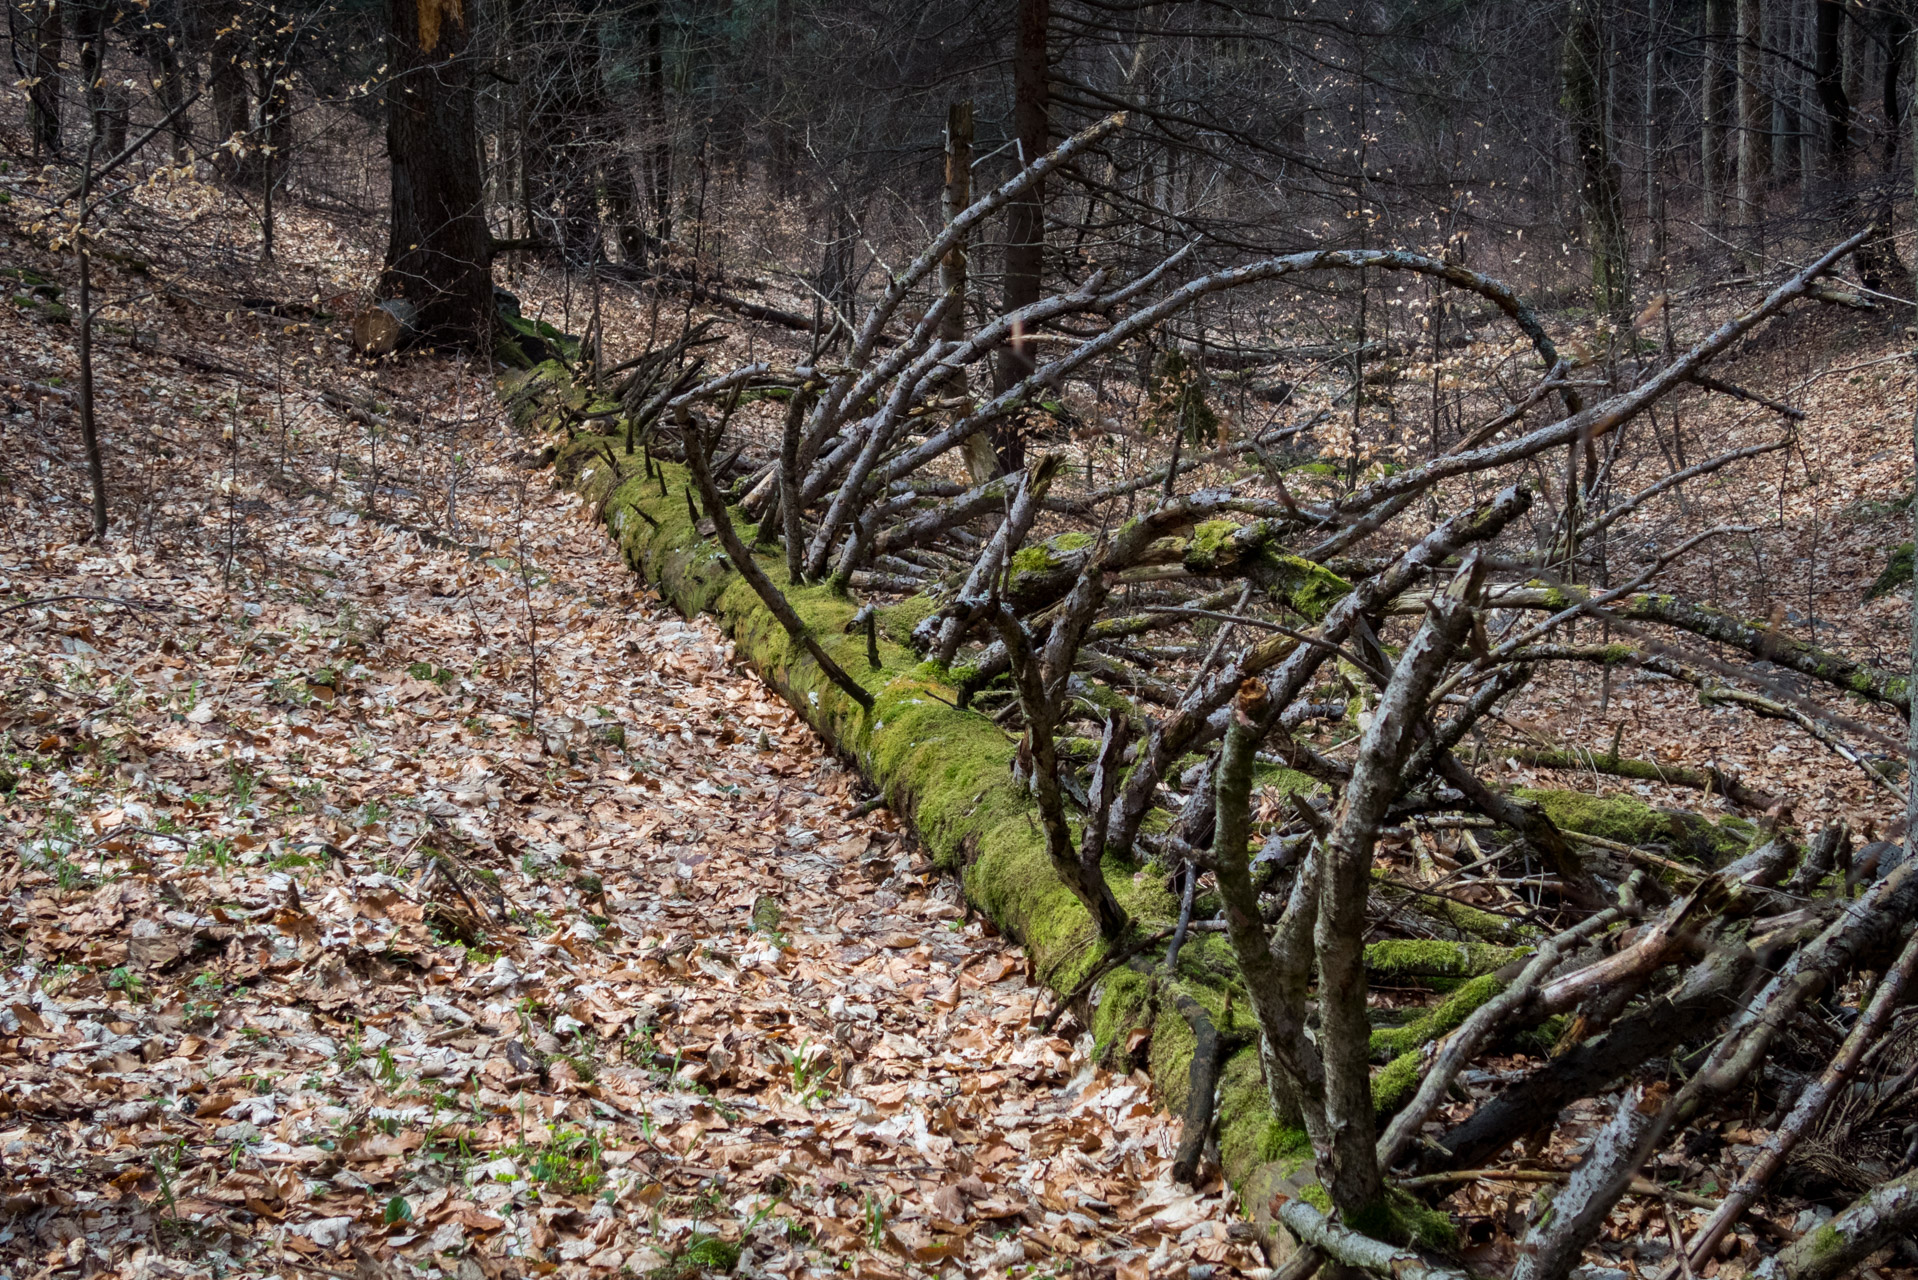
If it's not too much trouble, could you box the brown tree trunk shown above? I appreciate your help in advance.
[1884,6,1910,166]
[1702,0,1729,229]
[1814,0,1849,167]
[1736,0,1764,251]
[137,0,193,163]
[378,0,493,344]
[208,0,252,176]
[1564,0,1629,323]
[74,0,110,147]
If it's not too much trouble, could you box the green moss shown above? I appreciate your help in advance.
[682,1234,741,1270]
[1347,1189,1460,1253]
[875,594,940,647]
[1371,1050,1424,1113]
[1809,1222,1844,1257]
[1091,966,1154,1063]
[1297,1182,1334,1213]
[1365,939,1525,983]
[1216,1048,1309,1173]
[1009,530,1095,576]
[1268,556,1352,622]
[1251,761,1320,801]
[1147,1003,1200,1115]
[1191,520,1239,562]
[1370,973,1503,1059]
[1867,542,1912,600]
[1519,1014,1570,1054]
[1518,788,1752,865]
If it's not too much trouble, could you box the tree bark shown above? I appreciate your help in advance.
[1563,0,1629,321]
[208,0,252,176]
[137,0,192,163]
[1703,0,1730,229]
[1814,0,1849,167]
[73,0,111,147]
[19,0,62,155]
[378,0,493,345]
[1315,595,1470,1217]
[645,0,671,244]
[1736,0,1764,251]
[943,101,1000,486]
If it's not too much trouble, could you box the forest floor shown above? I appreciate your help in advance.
[0,184,1253,1280]
[3,162,1917,1280]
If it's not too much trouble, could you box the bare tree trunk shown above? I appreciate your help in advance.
[75,138,107,542]
[1768,0,1793,181]
[1796,0,1817,196]
[74,0,110,146]
[1645,0,1666,262]
[1736,0,1764,254]
[994,0,1050,470]
[1814,0,1849,169]
[646,0,671,244]
[1564,0,1630,323]
[378,0,493,343]
[943,101,999,486]
[1317,596,1471,1217]
[138,0,192,163]
[18,0,63,155]
[1884,6,1910,167]
[208,0,252,176]
[1703,0,1729,230]
[766,0,797,195]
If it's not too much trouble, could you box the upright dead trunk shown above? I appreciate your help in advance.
[994,0,1050,469]
[944,101,1000,485]
[18,0,62,155]
[378,0,493,344]
[1564,0,1629,322]
[1736,0,1764,249]
[1702,0,1729,229]
[766,0,797,195]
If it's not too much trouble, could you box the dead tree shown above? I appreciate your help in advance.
[602,119,1896,1271]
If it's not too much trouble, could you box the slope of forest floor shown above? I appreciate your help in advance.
[0,189,1252,1279]
[4,162,1918,1280]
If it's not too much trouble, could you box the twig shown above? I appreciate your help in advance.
[1163,860,1199,973]
[683,413,874,711]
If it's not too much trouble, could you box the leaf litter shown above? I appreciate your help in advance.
[0,194,1253,1280]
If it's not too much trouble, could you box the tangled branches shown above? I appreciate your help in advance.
[576,122,1916,1278]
